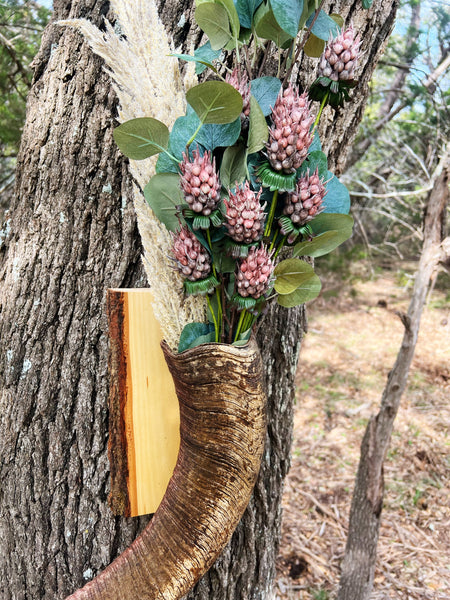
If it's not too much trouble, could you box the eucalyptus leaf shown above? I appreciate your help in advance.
[274,258,316,295]
[155,108,201,174]
[306,9,340,41]
[330,13,344,28]
[194,42,222,74]
[215,0,240,37]
[292,213,353,258]
[195,118,241,150]
[324,171,350,214]
[362,0,374,8]
[303,33,325,58]
[113,117,169,160]
[253,2,292,47]
[195,3,232,50]
[170,50,219,75]
[143,173,184,232]
[270,0,304,38]
[276,273,322,307]
[298,150,328,179]
[250,76,281,116]
[309,129,322,153]
[247,96,268,154]
[178,322,214,353]
[235,0,264,28]
[186,81,243,125]
[220,144,248,189]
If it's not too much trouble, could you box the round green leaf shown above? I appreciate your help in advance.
[178,322,214,353]
[303,33,325,58]
[250,77,282,116]
[274,258,316,295]
[235,0,264,28]
[270,0,304,38]
[143,173,184,232]
[292,214,354,258]
[276,273,322,307]
[215,0,240,38]
[195,3,232,50]
[306,9,340,41]
[195,118,241,150]
[186,81,243,125]
[253,2,292,47]
[330,13,344,28]
[247,96,268,154]
[323,172,350,214]
[113,117,169,160]
[220,144,248,189]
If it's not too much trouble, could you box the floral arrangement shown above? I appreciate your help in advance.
[113,1,361,352]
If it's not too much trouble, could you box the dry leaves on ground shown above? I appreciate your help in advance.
[275,266,449,600]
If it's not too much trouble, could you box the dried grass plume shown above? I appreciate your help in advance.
[58,0,206,348]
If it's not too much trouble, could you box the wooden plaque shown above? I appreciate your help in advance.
[107,289,180,517]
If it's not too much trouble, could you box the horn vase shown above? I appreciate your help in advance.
[66,337,267,600]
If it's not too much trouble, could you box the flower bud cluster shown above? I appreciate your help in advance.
[226,68,251,120]
[172,226,211,281]
[224,182,266,244]
[281,168,327,229]
[180,149,221,215]
[236,246,274,299]
[319,25,361,82]
[266,85,314,174]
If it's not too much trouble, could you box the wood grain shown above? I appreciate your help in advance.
[107,289,180,517]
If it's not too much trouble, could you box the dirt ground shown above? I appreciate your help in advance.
[275,263,450,600]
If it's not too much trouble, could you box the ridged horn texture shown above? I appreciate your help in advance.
[66,338,267,600]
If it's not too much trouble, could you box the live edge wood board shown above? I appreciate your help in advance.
[107,288,180,517]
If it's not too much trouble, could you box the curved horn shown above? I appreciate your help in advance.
[66,337,266,600]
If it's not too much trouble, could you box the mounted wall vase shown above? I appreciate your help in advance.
[65,288,267,600]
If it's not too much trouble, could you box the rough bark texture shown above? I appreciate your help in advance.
[0,1,397,599]
[337,153,449,600]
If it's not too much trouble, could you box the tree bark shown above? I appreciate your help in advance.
[337,148,449,600]
[0,1,397,599]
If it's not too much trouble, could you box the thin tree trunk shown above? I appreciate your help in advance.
[0,1,397,599]
[337,147,449,600]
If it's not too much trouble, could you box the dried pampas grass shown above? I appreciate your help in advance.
[59,0,206,348]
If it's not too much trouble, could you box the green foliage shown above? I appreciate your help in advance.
[305,9,340,41]
[247,96,268,153]
[186,81,243,124]
[113,117,170,159]
[115,0,355,348]
[270,0,305,38]
[220,144,248,188]
[250,76,282,116]
[144,173,184,232]
[293,214,354,258]
[0,1,51,158]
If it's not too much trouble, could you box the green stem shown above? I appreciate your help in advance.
[206,228,222,341]
[274,235,288,260]
[207,295,219,343]
[264,189,279,238]
[186,120,204,149]
[234,309,247,342]
[312,91,329,133]
[269,229,279,252]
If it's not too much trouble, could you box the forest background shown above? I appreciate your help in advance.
[0,0,449,599]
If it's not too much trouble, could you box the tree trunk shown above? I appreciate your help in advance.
[0,1,397,599]
[337,149,449,600]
